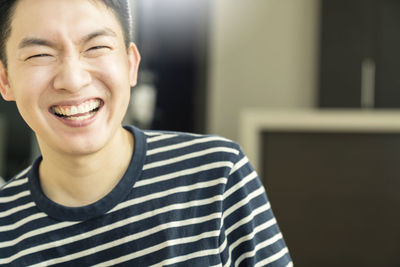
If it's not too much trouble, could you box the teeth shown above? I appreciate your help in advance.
[71,106,78,115]
[78,105,85,114]
[65,111,96,121]
[53,99,101,117]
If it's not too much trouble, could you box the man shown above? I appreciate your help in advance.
[0,0,292,266]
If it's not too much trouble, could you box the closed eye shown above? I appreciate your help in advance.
[87,46,110,51]
[25,54,52,61]
[84,45,112,58]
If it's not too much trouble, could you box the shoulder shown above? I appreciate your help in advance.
[0,166,31,190]
[142,129,243,163]
[139,129,248,182]
[0,167,32,223]
[0,166,31,197]
[143,129,241,152]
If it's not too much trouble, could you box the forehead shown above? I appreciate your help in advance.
[9,0,122,43]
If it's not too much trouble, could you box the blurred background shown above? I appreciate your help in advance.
[1,0,400,266]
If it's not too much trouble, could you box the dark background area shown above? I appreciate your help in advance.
[262,131,400,267]
[319,0,400,108]
[135,0,210,133]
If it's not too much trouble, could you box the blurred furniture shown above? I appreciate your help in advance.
[240,109,400,267]
[319,0,400,108]
[135,0,210,133]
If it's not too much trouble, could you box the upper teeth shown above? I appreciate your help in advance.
[53,99,101,116]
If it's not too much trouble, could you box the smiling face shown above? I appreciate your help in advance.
[0,0,140,156]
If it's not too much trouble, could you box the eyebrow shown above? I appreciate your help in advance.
[18,38,55,49]
[18,28,118,49]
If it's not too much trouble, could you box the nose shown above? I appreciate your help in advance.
[53,57,91,92]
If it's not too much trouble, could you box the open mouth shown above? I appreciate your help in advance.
[51,99,103,121]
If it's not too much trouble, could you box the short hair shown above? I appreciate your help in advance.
[0,0,133,68]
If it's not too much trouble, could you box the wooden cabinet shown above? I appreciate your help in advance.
[319,0,400,108]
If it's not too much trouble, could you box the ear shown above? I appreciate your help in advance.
[127,42,141,87]
[0,61,15,101]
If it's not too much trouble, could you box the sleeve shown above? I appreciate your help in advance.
[218,146,293,267]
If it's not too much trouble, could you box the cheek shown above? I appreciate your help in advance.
[10,69,53,117]
[95,56,132,99]
[11,67,53,96]
[97,52,131,82]
[26,67,54,87]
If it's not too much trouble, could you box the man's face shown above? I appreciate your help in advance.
[0,0,140,156]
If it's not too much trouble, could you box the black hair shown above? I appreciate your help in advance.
[0,0,133,68]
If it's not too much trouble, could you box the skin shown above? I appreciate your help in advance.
[0,0,141,206]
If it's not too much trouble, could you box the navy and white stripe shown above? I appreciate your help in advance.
[0,126,292,266]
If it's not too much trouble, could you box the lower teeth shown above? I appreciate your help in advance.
[64,111,96,121]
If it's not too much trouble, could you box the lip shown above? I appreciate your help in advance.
[49,98,104,128]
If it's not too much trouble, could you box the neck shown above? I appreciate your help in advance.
[37,127,134,207]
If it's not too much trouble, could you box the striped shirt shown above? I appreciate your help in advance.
[0,126,292,266]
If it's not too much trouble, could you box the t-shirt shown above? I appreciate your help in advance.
[0,126,292,266]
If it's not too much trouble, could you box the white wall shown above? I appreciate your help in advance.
[207,0,320,141]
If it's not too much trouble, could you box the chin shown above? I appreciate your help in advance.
[55,134,109,156]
